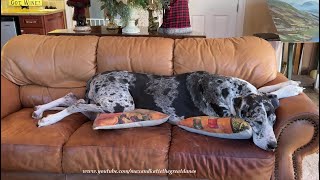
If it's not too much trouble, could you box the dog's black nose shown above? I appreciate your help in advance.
[267,141,277,151]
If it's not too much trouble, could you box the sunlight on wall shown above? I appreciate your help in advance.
[243,0,277,36]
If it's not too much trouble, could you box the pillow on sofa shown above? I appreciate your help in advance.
[93,109,169,130]
[178,116,252,139]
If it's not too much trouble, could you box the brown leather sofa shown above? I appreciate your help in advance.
[1,35,319,180]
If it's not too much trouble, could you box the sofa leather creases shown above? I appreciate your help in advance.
[19,85,86,108]
[168,126,274,179]
[1,108,88,173]
[97,37,174,76]
[1,76,21,119]
[275,118,318,180]
[173,36,277,88]
[62,122,172,175]
[1,35,99,88]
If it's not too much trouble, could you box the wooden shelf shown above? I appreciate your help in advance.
[48,26,206,39]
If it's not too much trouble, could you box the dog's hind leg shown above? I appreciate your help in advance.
[37,107,97,121]
[258,80,301,93]
[32,93,78,119]
[37,100,105,127]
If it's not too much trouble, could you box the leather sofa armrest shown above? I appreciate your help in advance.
[1,75,22,119]
[262,73,319,180]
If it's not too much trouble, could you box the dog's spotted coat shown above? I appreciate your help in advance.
[85,71,136,112]
[33,70,304,151]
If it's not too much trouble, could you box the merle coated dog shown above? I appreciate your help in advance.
[32,71,304,151]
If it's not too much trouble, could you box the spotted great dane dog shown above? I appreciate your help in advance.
[32,71,304,151]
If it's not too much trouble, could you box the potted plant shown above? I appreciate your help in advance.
[99,0,170,33]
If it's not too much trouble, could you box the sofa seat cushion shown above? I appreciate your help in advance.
[62,121,172,175]
[169,126,275,180]
[1,108,88,173]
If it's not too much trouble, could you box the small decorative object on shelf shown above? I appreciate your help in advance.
[122,6,141,34]
[158,0,192,34]
[67,0,91,32]
[99,0,166,33]
[147,0,159,32]
[99,0,146,33]
[106,12,119,29]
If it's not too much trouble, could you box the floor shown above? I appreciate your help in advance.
[304,87,319,107]
[302,87,319,180]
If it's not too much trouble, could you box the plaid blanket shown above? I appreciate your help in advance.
[159,0,192,34]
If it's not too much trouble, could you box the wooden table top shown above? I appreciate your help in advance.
[48,26,206,39]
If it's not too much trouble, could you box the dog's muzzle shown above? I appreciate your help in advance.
[267,141,277,151]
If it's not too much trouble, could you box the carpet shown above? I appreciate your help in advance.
[303,152,319,180]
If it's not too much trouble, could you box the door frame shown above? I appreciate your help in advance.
[236,0,246,37]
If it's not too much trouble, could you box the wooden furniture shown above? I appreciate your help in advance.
[19,12,65,35]
[48,26,206,39]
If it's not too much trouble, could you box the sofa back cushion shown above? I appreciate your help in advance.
[1,35,277,107]
[19,85,86,108]
[1,34,99,88]
[97,37,174,75]
[1,35,99,107]
[173,36,277,87]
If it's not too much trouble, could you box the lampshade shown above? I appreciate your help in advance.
[267,0,319,43]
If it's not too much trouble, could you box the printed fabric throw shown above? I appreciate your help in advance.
[178,116,253,139]
[93,109,169,130]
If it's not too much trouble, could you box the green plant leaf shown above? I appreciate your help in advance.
[98,0,171,25]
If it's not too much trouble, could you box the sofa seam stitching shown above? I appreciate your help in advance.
[274,118,319,180]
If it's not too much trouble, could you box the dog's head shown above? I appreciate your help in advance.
[233,93,279,151]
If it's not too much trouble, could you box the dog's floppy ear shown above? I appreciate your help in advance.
[268,94,280,109]
[233,96,248,117]
[233,96,242,109]
[198,81,204,95]
[197,77,208,96]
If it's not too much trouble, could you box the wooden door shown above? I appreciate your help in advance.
[189,0,241,38]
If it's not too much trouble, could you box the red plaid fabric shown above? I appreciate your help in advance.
[160,0,191,28]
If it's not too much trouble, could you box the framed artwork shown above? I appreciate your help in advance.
[267,0,319,42]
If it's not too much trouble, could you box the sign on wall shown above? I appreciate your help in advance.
[9,0,43,6]
[267,0,319,42]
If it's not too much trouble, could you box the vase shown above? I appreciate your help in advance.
[122,7,140,34]
[106,15,119,30]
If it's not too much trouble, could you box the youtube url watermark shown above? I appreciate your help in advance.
[82,169,196,175]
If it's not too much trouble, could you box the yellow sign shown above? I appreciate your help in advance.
[9,0,43,6]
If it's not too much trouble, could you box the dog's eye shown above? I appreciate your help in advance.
[256,121,262,125]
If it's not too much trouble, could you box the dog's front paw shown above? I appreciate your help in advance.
[37,114,56,127]
[32,106,43,119]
